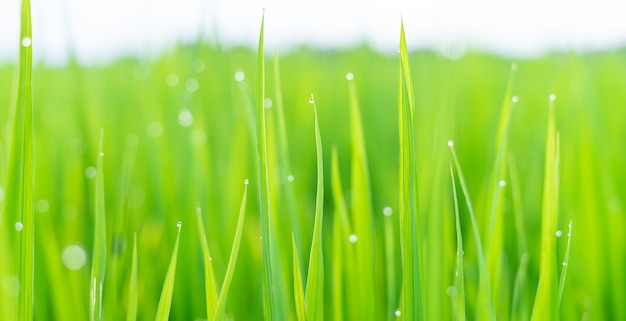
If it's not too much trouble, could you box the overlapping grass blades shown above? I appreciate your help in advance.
[154,223,182,321]
[449,165,466,321]
[530,96,559,321]
[304,95,324,321]
[214,181,248,320]
[90,131,107,321]
[398,19,424,321]
[126,234,138,321]
[196,209,218,320]
[292,233,306,321]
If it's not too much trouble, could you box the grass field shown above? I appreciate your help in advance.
[2,6,626,321]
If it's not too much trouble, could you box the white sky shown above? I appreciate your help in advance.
[0,0,625,64]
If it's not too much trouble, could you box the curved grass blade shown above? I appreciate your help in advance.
[214,180,248,320]
[196,208,218,320]
[558,220,572,307]
[126,234,138,321]
[90,130,107,321]
[449,164,466,321]
[304,95,324,321]
[449,141,496,321]
[155,222,182,321]
[530,95,559,321]
[292,233,306,321]
[254,11,277,320]
[398,19,424,321]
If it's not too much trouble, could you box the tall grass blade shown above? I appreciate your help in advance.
[304,95,324,321]
[509,154,530,321]
[214,180,248,320]
[154,222,182,321]
[90,130,107,321]
[196,208,218,320]
[292,233,306,321]
[398,19,424,321]
[530,95,559,321]
[558,221,572,307]
[449,141,496,321]
[449,164,466,321]
[126,234,138,321]
[347,72,377,319]
[254,11,277,320]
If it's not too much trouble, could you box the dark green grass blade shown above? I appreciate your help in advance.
[90,131,107,321]
[254,11,277,321]
[196,208,218,320]
[530,95,559,321]
[214,181,248,320]
[155,223,182,321]
[449,141,496,321]
[126,234,138,321]
[398,19,424,321]
[304,95,324,321]
[292,233,306,321]
[450,164,466,321]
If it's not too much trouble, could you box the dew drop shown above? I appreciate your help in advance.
[395,309,401,317]
[562,262,567,266]
[244,179,249,185]
[196,207,202,213]
[550,94,556,101]
[61,245,87,270]
[21,37,32,47]
[555,230,563,237]
[346,72,354,80]
[447,140,454,147]
[383,207,393,217]
[287,175,295,182]
[234,70,245,82]
[512,96,519,103]
[349,234,358,243]
[99,152,104,157]
[35,199,50,213]
[14,222,23,231]
[447,286,458,297]
[308,96,315,104]
[177,221,182,228]
[209,257,213,261]
[264,98,273,108]
[85,167,97,179]
[499,180,507,187]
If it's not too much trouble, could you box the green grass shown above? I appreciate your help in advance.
[4,7,626,321]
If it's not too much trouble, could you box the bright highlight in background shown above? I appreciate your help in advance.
[1,0,626,64]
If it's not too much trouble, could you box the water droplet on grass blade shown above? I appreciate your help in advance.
[36,199,50,213]
[447,140,454,147]
[349,234,358,243]
[234,70,245,82]
[383,207,393,216]
[446,286,458,297]
[264,98,273,108]
[512,96,519,103]
[21,37,32,47]
[178,109,193,127]
[499,180,507,187]
[556,230,563,237]
[395,310,401,317]
[15,222,23,231]
[287,175,295,182]
[346,72,354,80]
[244,179,249,185]
[563,262,567,266]
[177,221,182,228]
[85,167,97,179]
[308,96,315,104]
[61,245,87,270]
[550,94,556,101]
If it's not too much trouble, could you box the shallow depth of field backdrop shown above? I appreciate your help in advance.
[1,0,626,320]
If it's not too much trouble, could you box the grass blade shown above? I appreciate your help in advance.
[126,234,138,321]
[398,19,424,321]
[449,164,466,321]
[304,95,324,321]
[530,95,559,321]
[449,141,496,321]
[196,208,218,320]
[214,180,248,320]
[254,11,277,320]
[90,131,107,321]
[558,220,572,307]
[292,233,306,321]
[155,222,182,321]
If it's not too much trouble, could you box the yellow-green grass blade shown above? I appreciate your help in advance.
[449,141,496,321]
[254,11,277,320]
[304,95,324,321]
[530,95,559,321]
[196,208,218,320]
[398,19,424,321]
[126,234,138,321]
[558,220,572,307]
[292,233,306,321]
[449,164,466,321]
[347,72,377,319]
[155,222,182,321]
[90,131,107,321]
[214,180,248,320]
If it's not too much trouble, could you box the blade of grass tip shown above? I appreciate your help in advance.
[305,94,324,321]
[347,72,377,319]
[449,164,466,321]
[196,208,218,320]
[254,10,277,321]
[126,234,138,321]
[90,130,107,321]
[530,95,559,321]
[448,140,496,321]
[558,220,572,307]
[155,222,182,321]
[398,18,424,321]
[292,233,306,321]
[214,180,248,321]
